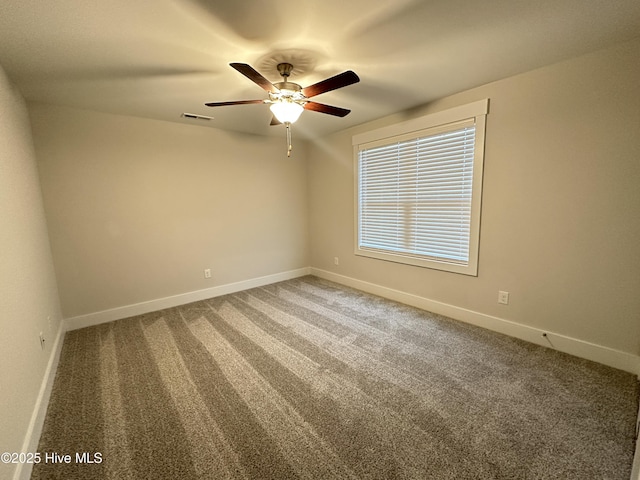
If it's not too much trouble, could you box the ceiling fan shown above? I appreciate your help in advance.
[205,62,360,156]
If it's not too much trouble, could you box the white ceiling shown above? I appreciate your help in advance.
[1,0,639,139]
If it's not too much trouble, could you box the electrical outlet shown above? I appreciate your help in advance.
[498,291,510,305]
[204,268,211,279]
[39,332,46,350]
[334,257,339,266]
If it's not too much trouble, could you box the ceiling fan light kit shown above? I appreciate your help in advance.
[205,62,359,157]
[269,100,304,124]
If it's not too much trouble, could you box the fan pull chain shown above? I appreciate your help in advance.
[286,122,293,157]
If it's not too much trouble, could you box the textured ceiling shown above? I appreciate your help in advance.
[1,0,639,138]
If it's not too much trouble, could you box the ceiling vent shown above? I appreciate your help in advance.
[181,113,213,121]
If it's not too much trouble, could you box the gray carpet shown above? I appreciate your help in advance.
[32,275,638,479]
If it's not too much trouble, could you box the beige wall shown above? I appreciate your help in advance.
[31,104,309,319]
[0,66,62,479]
[308,38,640,356]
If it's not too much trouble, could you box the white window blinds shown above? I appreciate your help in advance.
[358,121,476,266]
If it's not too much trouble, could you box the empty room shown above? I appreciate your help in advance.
[1,1,639,479]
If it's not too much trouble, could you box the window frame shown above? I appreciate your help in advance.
[353,99,489,276]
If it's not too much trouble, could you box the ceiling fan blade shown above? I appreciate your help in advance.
[304,101,351,117]
[205,99,265,107]
[270,115,282,126]
[230,63,279,93]
[302,71,360,98]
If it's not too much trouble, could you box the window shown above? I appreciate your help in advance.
[353,100,488,276]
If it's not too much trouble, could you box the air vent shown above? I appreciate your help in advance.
[181,113,213,121]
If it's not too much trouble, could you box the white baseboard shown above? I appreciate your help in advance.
[64,267,311,331]
[310,268,640,376]
[13,321,65,480]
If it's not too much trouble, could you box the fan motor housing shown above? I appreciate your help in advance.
[274,81,302,92]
